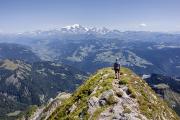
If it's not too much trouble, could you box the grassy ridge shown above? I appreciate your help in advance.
[48,67,179,120]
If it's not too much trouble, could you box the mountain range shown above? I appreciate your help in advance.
[0,25,180,119]
[0,59,87,120]
[1,25,180,76]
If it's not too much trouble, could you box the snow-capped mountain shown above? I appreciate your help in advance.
[61,24,89,34]
[3,24,180,41]
[1,24,180,40]
[14,24,115,36]
[59,24,113,35]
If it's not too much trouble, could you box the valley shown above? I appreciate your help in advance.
[0,25,180,119]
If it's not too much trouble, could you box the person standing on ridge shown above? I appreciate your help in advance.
[114,58,120,79]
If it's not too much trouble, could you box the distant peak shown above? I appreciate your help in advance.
[61,24,89,33]
[61,24,113,34]
[63,24,84,29]
[71,24,81,28]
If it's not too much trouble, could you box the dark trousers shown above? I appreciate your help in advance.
[114,69,120,79]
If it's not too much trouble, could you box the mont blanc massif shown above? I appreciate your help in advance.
[0,24,180,120]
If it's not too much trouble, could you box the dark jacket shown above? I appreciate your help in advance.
[114,62,120,70]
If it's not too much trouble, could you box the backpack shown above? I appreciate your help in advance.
[114,62,120,69]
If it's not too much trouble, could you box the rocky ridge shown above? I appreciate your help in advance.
[23,67,179,120]
[18,92,71,120]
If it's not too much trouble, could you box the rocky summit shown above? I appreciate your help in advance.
[21,68,179,120]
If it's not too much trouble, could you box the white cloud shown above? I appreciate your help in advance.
[139,23,147,27]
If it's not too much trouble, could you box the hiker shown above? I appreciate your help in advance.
[114,58,120,79]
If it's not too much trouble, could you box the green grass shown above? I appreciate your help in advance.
[106,94,117,105]
[48,68,114,120]
[123,106,131,114]
[91,105,109,120]
[120,67,179,120]
[19,105,38,119]
[47,67,179,120]
[119,78,128,85]
[127,86,137,98]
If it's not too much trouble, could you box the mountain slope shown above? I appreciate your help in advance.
[25,68,179,120]
[45,39,180,76]
[1,28,180,76]
[144,74,180,116]
[1,27,180,76]
[0,59,87,120]
[0,43,40,62]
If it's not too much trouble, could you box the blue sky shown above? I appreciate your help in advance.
[0,0,180,33]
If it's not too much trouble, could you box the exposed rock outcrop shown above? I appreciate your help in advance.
[46,67,179,120]
[18,92,71,120]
